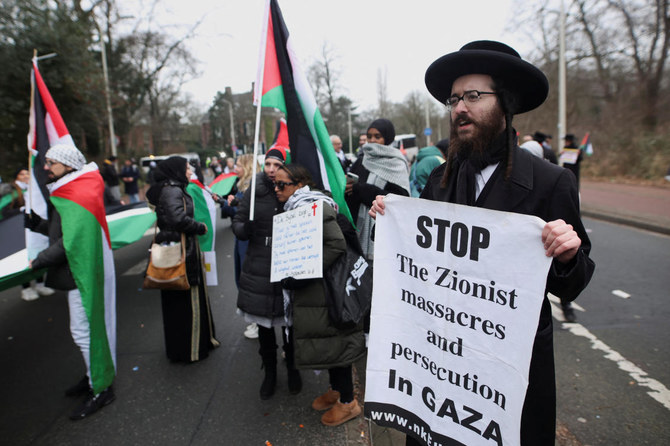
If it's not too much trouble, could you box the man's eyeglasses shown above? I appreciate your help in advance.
[445,90,496,107]
[273,180,296,190]
[45,160,61,167]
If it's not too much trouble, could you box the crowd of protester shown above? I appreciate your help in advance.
[2,41,596,446]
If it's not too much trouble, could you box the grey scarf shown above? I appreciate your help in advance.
[361,143,410,192]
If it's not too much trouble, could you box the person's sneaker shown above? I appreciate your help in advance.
[312,389,340,411]
[21,287,39,301]
[244,323,259,339]
[321,399,361,426]
[69,386,115,420]
[65,376,90,397]
[34,283,55,296]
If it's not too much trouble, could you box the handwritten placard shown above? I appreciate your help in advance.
[270,200,323,282]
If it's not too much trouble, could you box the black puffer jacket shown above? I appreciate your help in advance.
[232,172,283,318]
[31,206,76,291]
[152,181,207,285]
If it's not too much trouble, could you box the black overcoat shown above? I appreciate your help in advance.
[421,146,595,445]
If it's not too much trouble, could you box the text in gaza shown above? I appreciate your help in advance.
[387,366,505,444]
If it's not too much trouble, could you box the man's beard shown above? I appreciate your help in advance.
[449,107,505,167]
[46,170,68,184]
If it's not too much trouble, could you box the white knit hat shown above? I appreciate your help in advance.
[45,144,86,170]
[520,141,544,159]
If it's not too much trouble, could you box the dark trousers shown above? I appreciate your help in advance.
[328,365,353,403]
[257,325,294,365]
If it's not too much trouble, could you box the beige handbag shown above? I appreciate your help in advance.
[143,232,190,290]
[143,198,190,290]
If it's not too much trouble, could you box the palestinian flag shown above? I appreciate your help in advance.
[28,58,75,220]
[255,0,352,222]
[209,172,238,196]
[0,205,155,292]
[48,163,116,394]
[26,58,75,259]
[106,205,157,250]
[580,132,593,156]
[187,179,218,286]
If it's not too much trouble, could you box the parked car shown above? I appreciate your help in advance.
[391,134,418,164]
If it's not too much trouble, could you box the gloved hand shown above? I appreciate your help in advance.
[24,211,42,230]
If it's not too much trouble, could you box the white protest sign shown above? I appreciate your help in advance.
[270,200,323,283]
[365,195,552,446]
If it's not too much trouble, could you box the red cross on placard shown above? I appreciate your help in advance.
[312,202,318,216]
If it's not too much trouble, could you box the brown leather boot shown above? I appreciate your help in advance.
[311,389,340,411]
[321,399,361,426]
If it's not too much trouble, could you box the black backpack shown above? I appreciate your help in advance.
[322,214,373,328]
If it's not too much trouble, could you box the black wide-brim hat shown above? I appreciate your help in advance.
[425,40,549,114]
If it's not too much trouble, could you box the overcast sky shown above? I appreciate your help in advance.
[121,0,528,111]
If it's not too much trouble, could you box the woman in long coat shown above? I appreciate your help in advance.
[276,163,366,427]
[146,156,219,363]
[232,147,301,399]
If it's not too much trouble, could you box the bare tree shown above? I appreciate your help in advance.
[517,0,669,130]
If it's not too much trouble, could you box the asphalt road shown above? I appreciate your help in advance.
[553,217,670,445]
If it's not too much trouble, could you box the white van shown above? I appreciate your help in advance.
[139,153,201,174]
[392,134,419,164]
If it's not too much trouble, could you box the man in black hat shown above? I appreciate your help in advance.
[560,133,583,189]
[371,41,595,445]
[534,131,558,164]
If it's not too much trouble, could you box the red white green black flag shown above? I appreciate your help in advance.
[255,0,352,222]
[48,163,116,394]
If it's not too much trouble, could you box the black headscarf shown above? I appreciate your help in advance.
[146,156,189,205]
[367,119,395,146]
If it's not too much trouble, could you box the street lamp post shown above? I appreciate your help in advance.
[221,98,236,152]
[96,26,117,157]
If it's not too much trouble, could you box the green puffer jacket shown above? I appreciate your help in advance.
[292,204,366,369]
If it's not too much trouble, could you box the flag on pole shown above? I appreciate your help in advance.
[28,58,75,219]
[27,58,75,259]
[580,132,593,156]
[187,179,218,286]
[48,163,116,394]
[255,0,352,222]
[209,172,238,196]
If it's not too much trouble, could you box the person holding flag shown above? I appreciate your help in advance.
[28,144,116,420]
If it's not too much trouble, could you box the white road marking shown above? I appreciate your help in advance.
[549,292,670,410]
[122,259,149,276]
[564,323,670,411]
[612,289,631,299]
[548,293,585,312]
